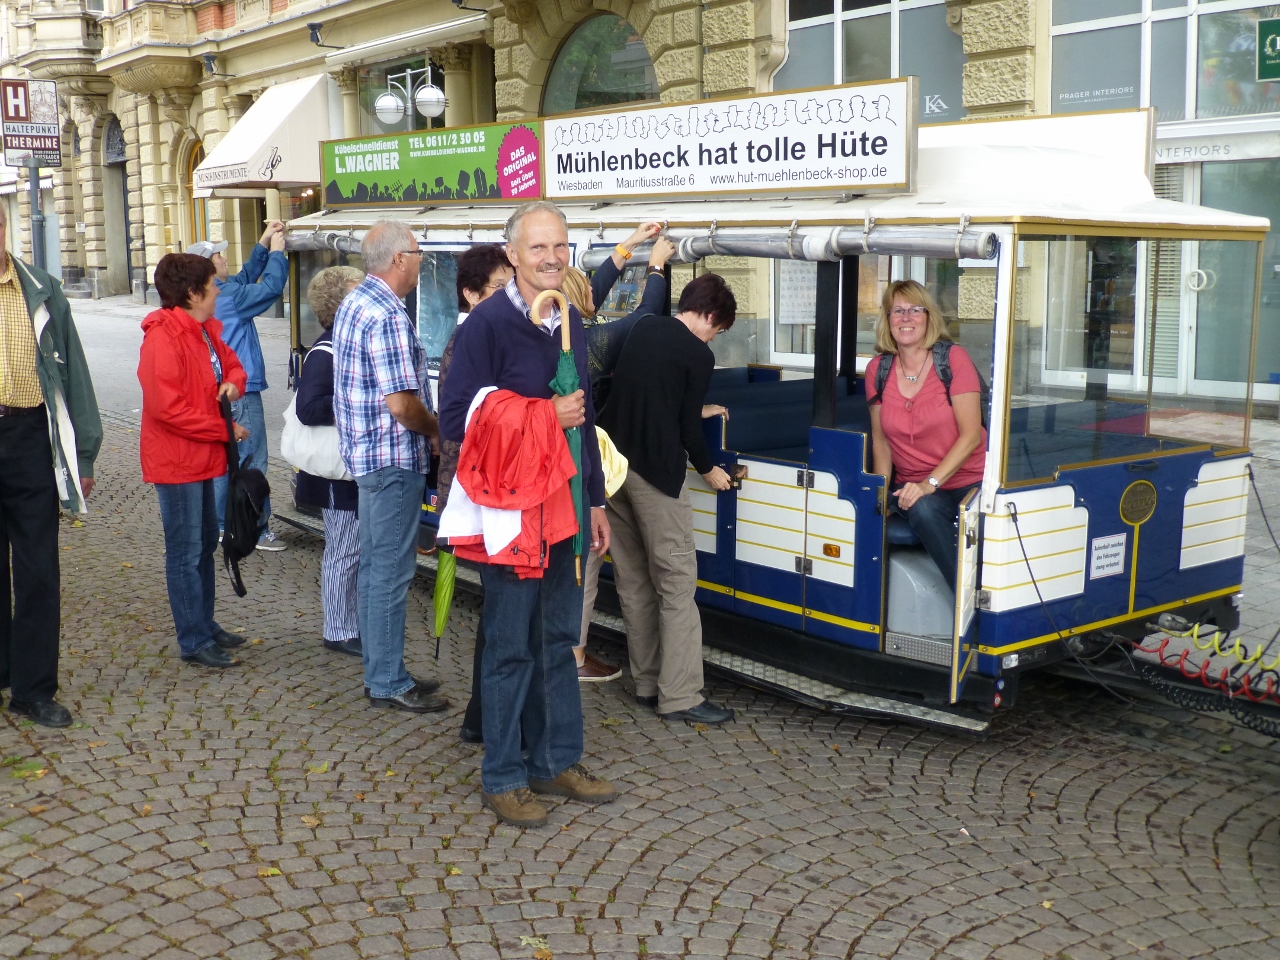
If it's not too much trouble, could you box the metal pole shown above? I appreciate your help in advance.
[27,158,45,271]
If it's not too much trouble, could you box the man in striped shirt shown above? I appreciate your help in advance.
[332,220,446,714]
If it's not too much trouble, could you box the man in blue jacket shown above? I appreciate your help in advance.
[192,221,289,550]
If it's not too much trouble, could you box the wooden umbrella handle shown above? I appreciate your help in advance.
[530,288,572,351]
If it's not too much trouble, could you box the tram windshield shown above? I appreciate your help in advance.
[1007,234,1259,485]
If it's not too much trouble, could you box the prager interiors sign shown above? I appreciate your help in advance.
[544,78,917,201]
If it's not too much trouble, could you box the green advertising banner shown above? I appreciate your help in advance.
[322,120,542,207]
[1260,18,1280,82]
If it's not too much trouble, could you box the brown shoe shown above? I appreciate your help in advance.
[577,652,622,682]
[528,764,618,804]
[482,788,548,828]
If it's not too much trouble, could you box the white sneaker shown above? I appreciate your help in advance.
[255,529,287,552]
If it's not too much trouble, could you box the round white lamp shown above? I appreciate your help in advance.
[374,92,405,125]
[414,84,448,119]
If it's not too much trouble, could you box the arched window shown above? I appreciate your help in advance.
[187,143,208,244]
[542,15,658,115]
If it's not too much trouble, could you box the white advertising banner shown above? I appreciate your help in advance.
[543,79,916,202]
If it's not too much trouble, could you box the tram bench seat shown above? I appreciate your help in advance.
[723,393,873,460]
[705,375,851,410]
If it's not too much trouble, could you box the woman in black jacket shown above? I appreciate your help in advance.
[296,266,365,656]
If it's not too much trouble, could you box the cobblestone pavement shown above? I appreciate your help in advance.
[3,421,1280,960]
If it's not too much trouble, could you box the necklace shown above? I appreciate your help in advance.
[900,355,928,383]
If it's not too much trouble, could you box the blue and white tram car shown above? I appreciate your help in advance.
[284,112,1270,732]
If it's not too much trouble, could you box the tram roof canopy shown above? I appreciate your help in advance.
[286,111,1270,241]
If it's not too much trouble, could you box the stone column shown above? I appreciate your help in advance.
[71,98,107,295]
[434,43,475,127]
[958,0,1038,117]
[334,67,360,138]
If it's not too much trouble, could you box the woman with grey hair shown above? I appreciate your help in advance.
[296,265,365,656]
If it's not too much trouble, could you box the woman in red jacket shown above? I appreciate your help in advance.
[138,253,250,669]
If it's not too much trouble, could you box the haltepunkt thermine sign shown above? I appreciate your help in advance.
[1,79,61,168]
[543,78,917,202]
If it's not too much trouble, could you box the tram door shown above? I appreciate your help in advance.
[950,489,980,703]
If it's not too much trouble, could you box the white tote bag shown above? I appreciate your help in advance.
[280,344,353,481]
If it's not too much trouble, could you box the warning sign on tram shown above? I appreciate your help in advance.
[543,78,918,202]
[0,79,61,168]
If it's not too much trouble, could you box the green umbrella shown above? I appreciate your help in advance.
[433,547,456,643]
[532,289,584,584]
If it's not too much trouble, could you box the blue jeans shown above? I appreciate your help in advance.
[355,466,424,699]
[479,539,584,795]
[155,479,222,657]
[214,391,270,529]
[892,483,978,590]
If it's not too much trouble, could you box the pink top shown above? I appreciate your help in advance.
[866,346,986,490]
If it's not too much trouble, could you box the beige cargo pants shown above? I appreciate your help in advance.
[605,471,705,714]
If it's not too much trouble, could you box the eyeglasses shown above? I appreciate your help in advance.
[397,249,423,258]
[891,306,927,318]
[484,280,507,291]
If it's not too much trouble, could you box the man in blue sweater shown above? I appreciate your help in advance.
[194,221,289,550]
[440,200,618,829]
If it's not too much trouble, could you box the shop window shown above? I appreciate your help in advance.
[1052,26,1141,114]
[1053,0,1139,27]
[1197,6,1280,120]
[774,22,835,91]
[542,15,658,116]
[1150,17,1188,122]
[790,0,833,19]
[778,1,964,125]
[187,143,207,245]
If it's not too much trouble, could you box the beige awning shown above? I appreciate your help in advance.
[193,74,329,195]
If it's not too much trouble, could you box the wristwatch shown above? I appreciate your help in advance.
[927,477,940,490]
[648,265,665,275]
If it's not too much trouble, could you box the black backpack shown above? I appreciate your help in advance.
[870,340,990,426]
[220,397,270,597]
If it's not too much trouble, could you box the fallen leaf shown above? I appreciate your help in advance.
[27,805,47,814]
[446,865,462,875]
[144,627,154,633]
[599,717,622,727]
[197,840,210,849]
[692,723,708,732]
[534,950,553,960]
[1029,792,1036,798]
[520,936,549,949]
[13,891,23,905]
[831,744,841,751]
[385,769,397,778]
[355,792,366,801]
[104,924,116,934]
[257,866,282,878]
[1041,900,1054,909]
[141,804,152,816]
[87,741,107,748]
[1219,744,1233,753]
[301,815,321,827]
[367,905,375,913]
[309,703,318,709]
[769,748,779,756]
[72,520,83,528]
[250,639,263,645]
[308,761,329,774]
[121,562,133,568]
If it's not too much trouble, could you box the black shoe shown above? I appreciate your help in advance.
[635,694,658,710]
[323,637,362,657]
[8,697,72,728]
[214,629,246,648]
[659,699,734,725]
[459,725,483,743]
[368,682,449,713]
[364,675,440,698]
[182,645,241,668]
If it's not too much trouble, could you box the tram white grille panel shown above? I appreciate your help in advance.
[804,470,855,587]
[687,465,718,554]
[983,486,1087,612]
[1181,458,1249,570]
[735,459,806,574]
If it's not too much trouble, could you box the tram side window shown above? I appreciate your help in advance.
[417,252,461,365]
[1008,236,1195,484]
[298,250,365,349]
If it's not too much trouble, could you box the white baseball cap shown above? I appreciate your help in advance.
[185,240,229,258]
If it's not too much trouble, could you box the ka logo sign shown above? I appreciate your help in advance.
[924,95,948,115]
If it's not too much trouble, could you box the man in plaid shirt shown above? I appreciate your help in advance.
[332,220,447,714]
